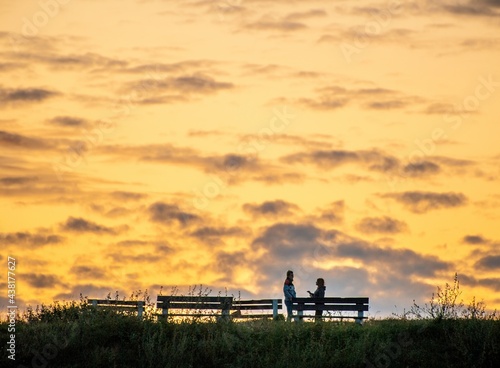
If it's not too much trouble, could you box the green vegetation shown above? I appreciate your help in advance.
[2,277,499,368]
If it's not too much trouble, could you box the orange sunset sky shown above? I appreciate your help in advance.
[1,0,500,317]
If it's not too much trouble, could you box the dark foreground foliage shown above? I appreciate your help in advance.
[1,301,499,368]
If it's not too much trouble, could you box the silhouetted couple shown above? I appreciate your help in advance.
[283,270,326,322]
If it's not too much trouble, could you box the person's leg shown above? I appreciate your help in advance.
[286,301,293,322]
[315,309,322,322]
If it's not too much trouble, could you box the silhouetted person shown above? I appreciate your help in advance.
[308,278,325,321]
[283,270,296,322]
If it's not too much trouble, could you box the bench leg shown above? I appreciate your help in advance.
[356,309,363,325]
[296,310,303,322]
[138,301,143,319]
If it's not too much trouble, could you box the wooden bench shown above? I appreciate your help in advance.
[157,296,233,319]
[88,299,144,318]
[156,296,283,320]
[231,299,282,319]
[292,297,369,324]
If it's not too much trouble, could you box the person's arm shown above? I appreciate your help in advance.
[318,288,325,298]
[284,285,293,301]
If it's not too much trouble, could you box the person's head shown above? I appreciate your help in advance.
[316,278,325,287]
[287,270,294,280]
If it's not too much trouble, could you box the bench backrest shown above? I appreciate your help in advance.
[157,296,233,317]
[292,297,368,311]
[292,297,369,324]
[88,299,144,318]
[232,299,282,318]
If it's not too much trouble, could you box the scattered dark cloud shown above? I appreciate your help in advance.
[123,60,215,75]
[0,130,53,150]
[0,176,38,186]
[463,235,489,245]
[110,191,147,201]
[295,85,422,111]
[335,242,450,277]
[5,51,128,71]
[160,75,233,94]
[188,130,225,137]
[285,9,327,21]
[61,217,117,234]
[0,87,58,105]
[252,172,306,185]
[356,216,408,234]
[443,3,500,17]
[243,200,300,217]
[148,202,199,227]
[0,63,25,72]
[242,63,290,77]
[478,278,500,292]
[345,1,500,18]
[108,252,160,264]
[265,134,336,150]
[54,284,123,301]
[381,191,467,213]
[0,232,64,246]
[316,201,344,223]
[98,207,133,218]
[432,156,474,167]
[244,20,307,32]
[48,116,88,128]
[213,251,248,282]
[70,265,106,280]
[116,239,149,247]
[423,102,458,114]
[190,226,247,239]
[297,96,348,110]
[475,255,500,270]
[252,222,325,258]
[24,273,64,288]
[367,100,407,109]
[212,154,258,173]
[460,274,500,292]
[403,161,441,177]
[282,149,399,173]
[99,143,271,184]
[125,74,233,104]
[317,27,416,49]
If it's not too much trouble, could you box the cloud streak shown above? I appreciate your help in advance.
[0,232,64,247]
[61,217,119,234]
[356,216,408,234]
[0,87,58,105]
[381,191,468,213]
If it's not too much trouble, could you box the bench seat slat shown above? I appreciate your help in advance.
[160,303,231,309]
[163,314,225,317]
[232,305,281,310]
[93,305,139,312]
[89,300,142,306]
[236,299,280,304]
[232,314,276,318]
[293,304,369,312]
[157,296,232,303]
[293,297,369,304]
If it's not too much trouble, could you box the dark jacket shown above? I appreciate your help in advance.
[283,278,296,302]
[311,286,326,298]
